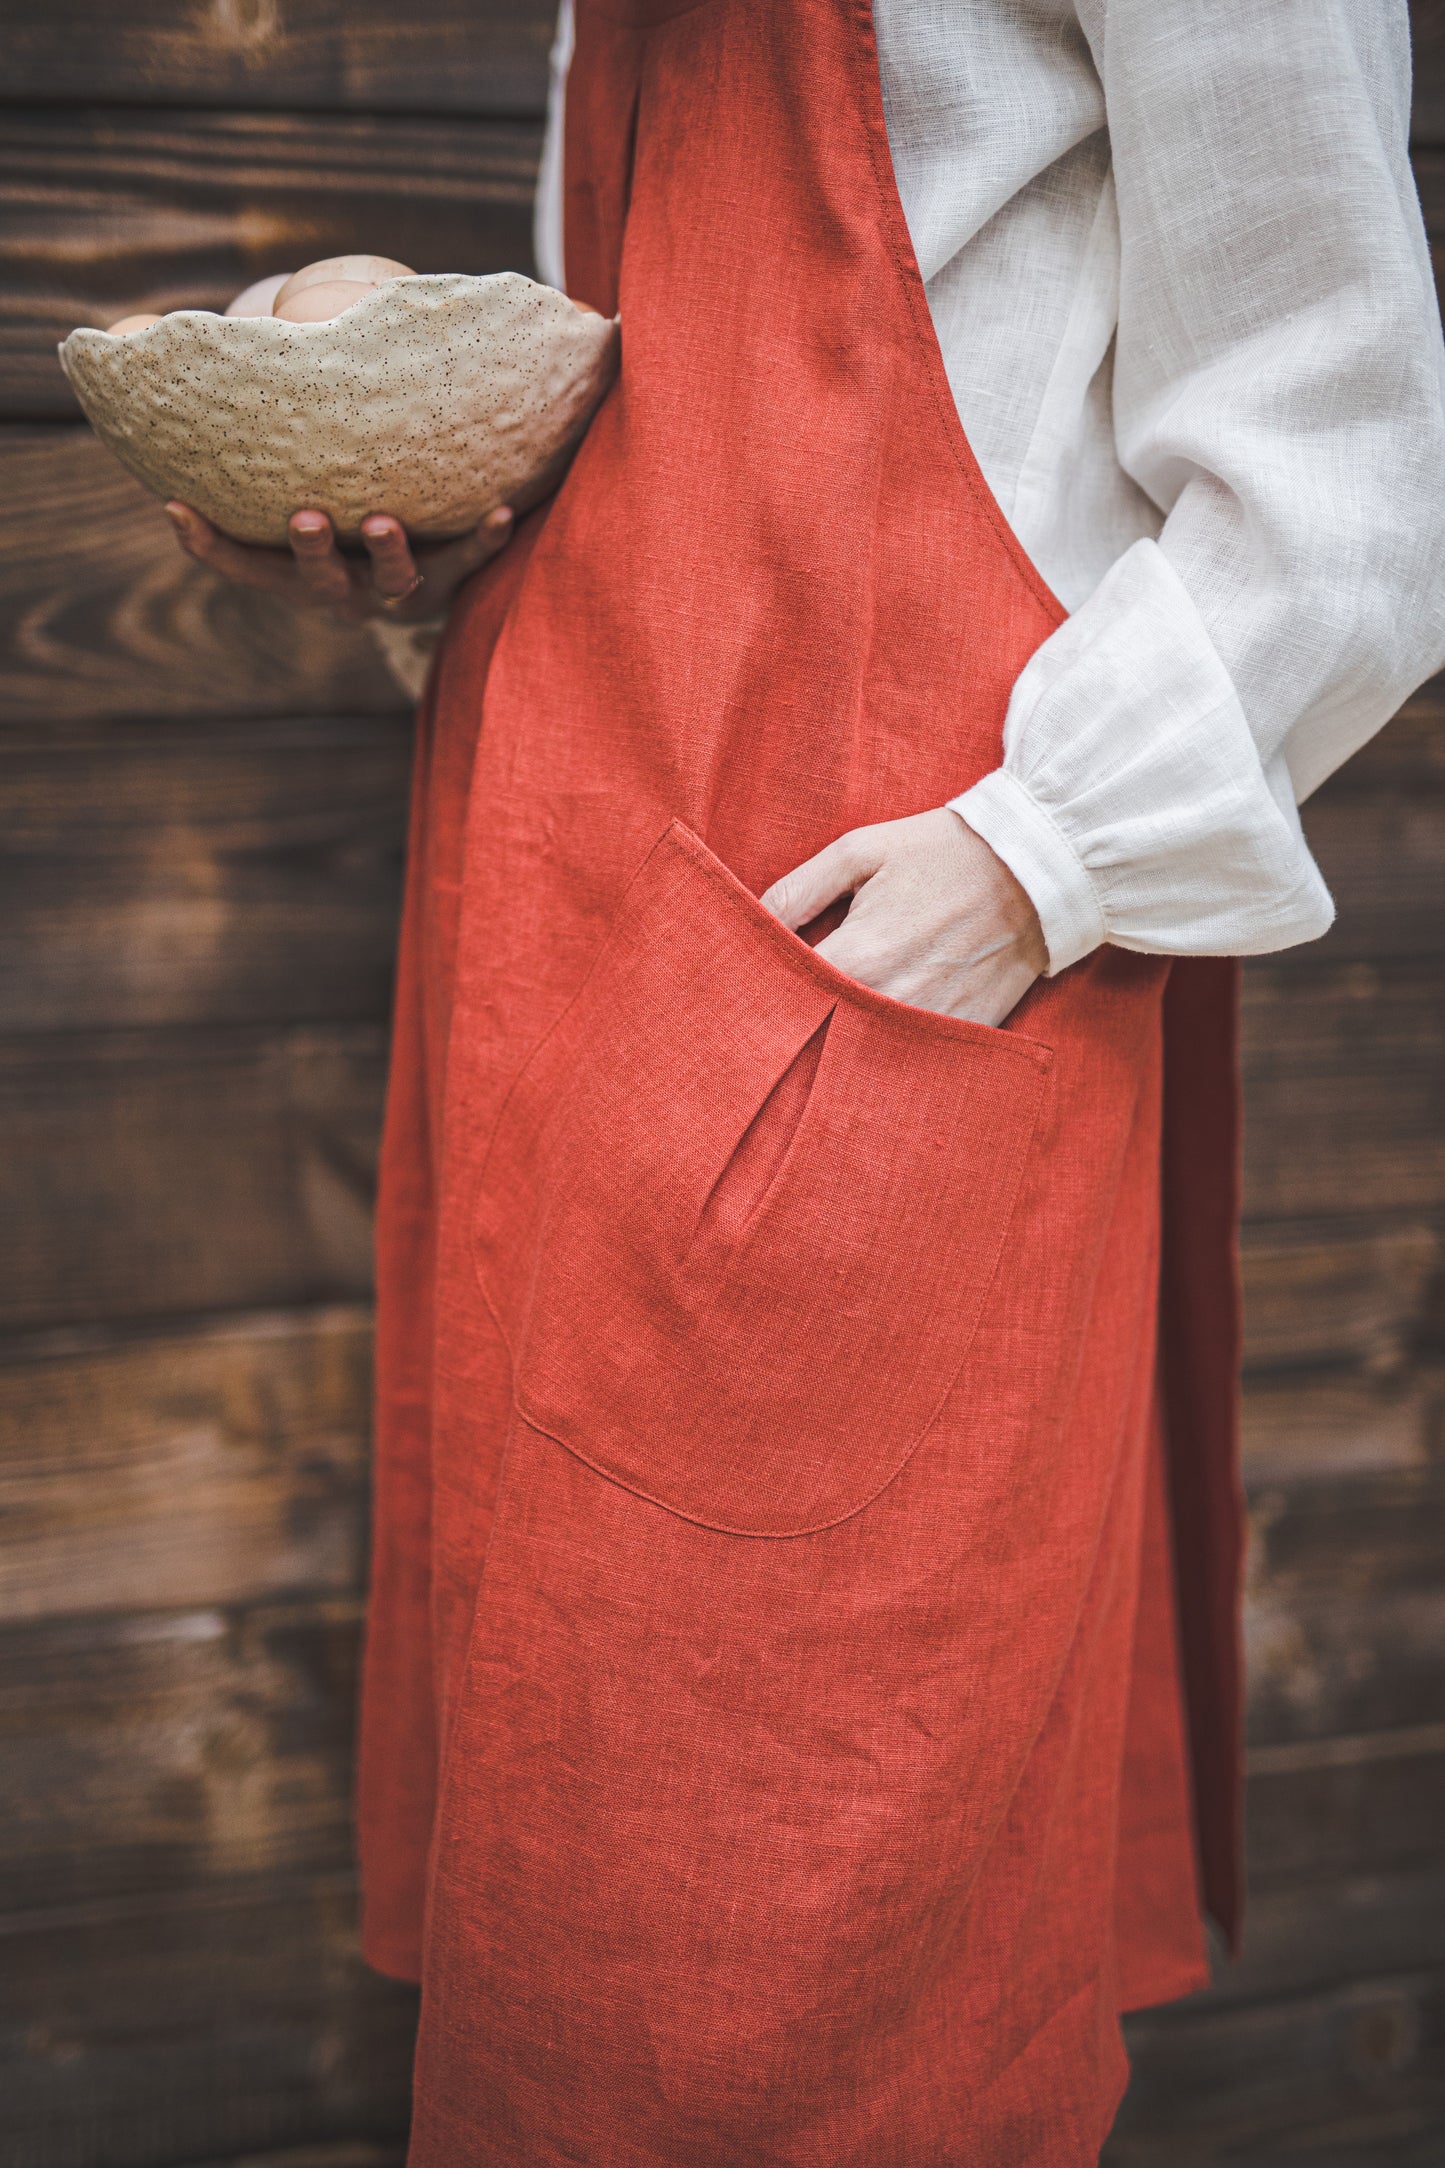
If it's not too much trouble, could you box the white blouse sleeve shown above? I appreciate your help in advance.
[533,0,574,293]
[952,0,1445,973]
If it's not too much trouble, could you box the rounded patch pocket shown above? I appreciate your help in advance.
[473,821,1051,1535]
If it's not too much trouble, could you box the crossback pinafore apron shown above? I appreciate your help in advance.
[358,3,1247,2159]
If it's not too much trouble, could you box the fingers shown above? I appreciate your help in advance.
[287,510,359,610]
[810,879,1033,1022]
[165,503,296,594]
[169,499,517,621]
[810,915,887,987]
[359,514,421,602]
[760,825,887,930]
[414,506,516,592]
[354,506,514,619]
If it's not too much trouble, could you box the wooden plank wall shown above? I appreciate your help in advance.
[0,6,1442,2164]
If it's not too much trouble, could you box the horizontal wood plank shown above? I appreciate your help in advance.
[2,1586,1435,1920]
[0,723,409,1031]
[3,1326,1434,1906]
[1109,1968,1445,2167]
[1246,1551,1445,1752]
[0,430,407,726]
[0,1024,385,1329]
[1242,1381,1445,1746]
[4,1,553,117]
[1300,783,1445,963]
[1245,1457,1445,1745]
[1,119,1430,427]
[1241,961,1445,1220]
[0,1875,416,2168]
[1248,1467,1445,1603]
[180,2151,405,2168]
[182,2152,405,2168]
[1242,1364,1444,1486]
[8,725,1438,1034]
[14,1873,1438,2168]
[0,1025,1438,1346]
[0,1599,361,1913]
[0,1308,370,1622]
[0,108,541,420]
[1242,958,1445,1077]
[1214,1864,1445,2014]
[1246,1727,1445,1885]
[2,2,1439,138]
[1336,679,1445,788]
[1239,1217,1440,1373]
[1415,3,1445,144]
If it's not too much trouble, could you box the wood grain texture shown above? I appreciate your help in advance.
[1415,3,1445,143]
[1246,1727,1445,1885]
[1241,961,1445,1219]
[0,1025,385,1329]
[0,108,541,419]
[1246,1461,1445,1744]
[0,430,407,726]
[0,1599,361,1913]
[182,2152,405,2168]
[1243,1385,1445,1749]
[2,0,1439,139]
[1300,784,1445,962]
[0,20,1438,2167]
[179,2151,404,2168]
[4,0,553,117]
[1108,1969,1445,2167]
[0,1539,1434,1942]
[1240,1217,1441,1374]
[0,475,1433,750]
[0,1875,416,2168]
[1349,677,1445,786]
[0,1022,1438,1342]
[1211,1867,1445,2018]
[0,723,409,1032]
[0,1307,370,1623]
[2,724,1440,1035]
[1242,1364,1445,1486]
[5,1326,1437,1899]
[1394,125,1445,288]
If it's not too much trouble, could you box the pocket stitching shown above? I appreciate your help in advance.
[511,1048,1046,1540]
[471,815,1053,1534]
[666,821,1053,1069]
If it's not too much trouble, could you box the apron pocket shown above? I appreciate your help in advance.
[473,821,1052,1536]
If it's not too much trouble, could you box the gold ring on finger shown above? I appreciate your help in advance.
[379,573,424,612]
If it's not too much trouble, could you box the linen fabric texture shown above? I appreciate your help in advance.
[360,1,1244,2159]
[536,0,1445,972]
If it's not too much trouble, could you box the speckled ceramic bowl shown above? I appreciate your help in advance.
[59,273,619,547]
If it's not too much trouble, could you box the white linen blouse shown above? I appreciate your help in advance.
[536,0,1445,971]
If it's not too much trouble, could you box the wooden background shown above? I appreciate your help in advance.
[0,5,1442,2163]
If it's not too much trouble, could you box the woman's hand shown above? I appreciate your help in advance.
[164,502,516,623]
[761,808,1047,1028]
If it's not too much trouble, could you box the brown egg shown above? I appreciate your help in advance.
[273,279,381,325]
[108,312,164,335]
[273,255,414,315]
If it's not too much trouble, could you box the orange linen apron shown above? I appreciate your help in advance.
[359,1,1246,2159]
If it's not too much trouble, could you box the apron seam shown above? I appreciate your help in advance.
[847,0,1071,634]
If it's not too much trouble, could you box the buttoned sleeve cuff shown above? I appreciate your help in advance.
[948,538,1336,975]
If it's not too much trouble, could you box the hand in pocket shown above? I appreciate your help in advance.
[762,807,1046,1027]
